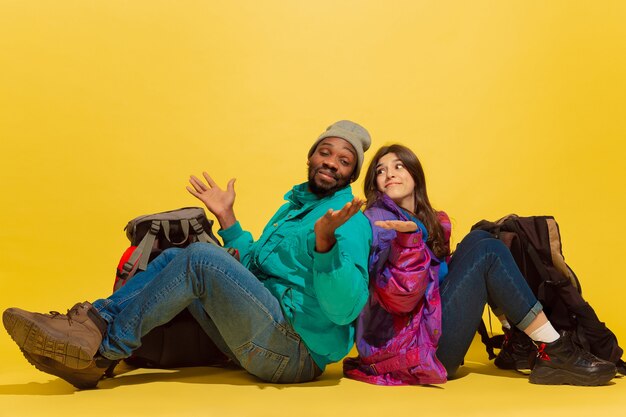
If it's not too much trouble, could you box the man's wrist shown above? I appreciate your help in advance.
[216,210,237,230]
[315,235,336,253]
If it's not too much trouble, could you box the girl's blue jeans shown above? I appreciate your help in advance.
[436,230,542,377]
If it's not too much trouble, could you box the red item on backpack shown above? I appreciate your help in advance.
[114,246,138,292]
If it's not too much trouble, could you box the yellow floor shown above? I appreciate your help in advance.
[0,334,623,417]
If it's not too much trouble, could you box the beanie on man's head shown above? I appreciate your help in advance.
[308,120,372,181]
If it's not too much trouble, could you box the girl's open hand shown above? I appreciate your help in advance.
[374,220,418,233]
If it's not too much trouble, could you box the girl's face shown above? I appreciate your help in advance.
[375,152,416,212]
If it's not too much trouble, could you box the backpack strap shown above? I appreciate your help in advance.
[189,218,220,246]
[508,227,568,305]
[545,218,578,289]
[500,219,568,301]
[161,219,190,245]
[124,220,161,275]
[477,319,500,359]
[524,243,561,285]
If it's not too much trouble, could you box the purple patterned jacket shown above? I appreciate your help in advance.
[343,194,450,385]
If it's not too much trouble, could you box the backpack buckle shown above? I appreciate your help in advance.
[122,262,134,274]
[191,221,204,235]
[117,262,134,281]
[149,220,160,235]
[545,279,570,288]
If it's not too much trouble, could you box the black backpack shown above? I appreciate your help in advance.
[112,207,235,369]
[472,215,624,370]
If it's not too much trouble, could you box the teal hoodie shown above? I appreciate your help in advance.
[218,182,371,369]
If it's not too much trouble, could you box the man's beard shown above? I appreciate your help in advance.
[307,166,350,197]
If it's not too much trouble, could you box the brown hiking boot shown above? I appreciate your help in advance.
[20,348,115,389]
[3,302,107,369]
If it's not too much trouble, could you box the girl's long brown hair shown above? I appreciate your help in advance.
[363,144,448,259]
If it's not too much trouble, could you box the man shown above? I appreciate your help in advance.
[3,120,373,389]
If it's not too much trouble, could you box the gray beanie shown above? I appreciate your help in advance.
[308,120,372,180]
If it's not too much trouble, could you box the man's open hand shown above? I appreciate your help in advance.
[314,197,364,253]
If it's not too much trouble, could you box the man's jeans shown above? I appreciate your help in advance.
[93,242,321,383]
[436,230,542,377]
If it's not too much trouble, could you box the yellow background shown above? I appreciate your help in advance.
[1,1,625,416]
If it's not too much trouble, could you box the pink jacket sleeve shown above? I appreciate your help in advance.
[373,229,432,315]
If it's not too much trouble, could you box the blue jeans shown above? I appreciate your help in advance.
[93,242,321,383]
[436,230,542,377]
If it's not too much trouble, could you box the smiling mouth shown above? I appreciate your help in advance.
[316,170,337,181]
[385,182,401,188]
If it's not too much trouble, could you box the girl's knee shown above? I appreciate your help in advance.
[467,232,509,254]
[456,229,496,254]
[467,229,494,241]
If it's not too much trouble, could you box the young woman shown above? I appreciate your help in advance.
[343,144,616,386]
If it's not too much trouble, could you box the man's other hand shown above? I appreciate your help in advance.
[187,172,237,230]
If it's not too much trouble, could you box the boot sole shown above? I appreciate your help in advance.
[494,356,533,371]
[20,349,104,389]
[3,310,93,369]
[529,365,616,386]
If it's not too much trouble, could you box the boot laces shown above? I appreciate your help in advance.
[563,332,599,361]
[502,330,511,347]
[537,343,550,361]
[575,345,602,363]
[48,305,82,326]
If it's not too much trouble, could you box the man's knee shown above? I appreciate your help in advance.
[161,247,183,258]
[185,241,220,256]
[184,241,235,265]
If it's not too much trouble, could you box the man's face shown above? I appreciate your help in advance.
[308,137,357,197]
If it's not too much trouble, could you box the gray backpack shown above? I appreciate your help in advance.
[113,207,234,368]
[114,206,237,290]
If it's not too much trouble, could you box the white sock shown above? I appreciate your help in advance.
[527,322,560,343]
[500,318,511,330]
